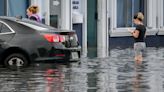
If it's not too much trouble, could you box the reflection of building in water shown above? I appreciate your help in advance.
[148,63,163,92]
[96,61,111,92]
[95,58,118,92]
[63,63,88,92]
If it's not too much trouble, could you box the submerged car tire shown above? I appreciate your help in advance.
[4,53,28,70]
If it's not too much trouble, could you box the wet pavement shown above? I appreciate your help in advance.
[0,47,164,92]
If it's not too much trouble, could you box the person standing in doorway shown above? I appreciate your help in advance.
[128,12,146,64]
[26,5,41,22]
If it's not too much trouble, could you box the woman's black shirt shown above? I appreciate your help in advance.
[134,24,146,42]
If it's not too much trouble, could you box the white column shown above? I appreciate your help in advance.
[158,0,163,28]
[106,0,110,56]
[157,0,161,28]
[147,0,156,28]
[153,0,157,28]
[109,0,113,30]
[81,0,88,57]
[113,0,117,29]
[97,0,108,57]
[44,0,50,25]
[109,0,117,31]
[161,0,164,27]
[61,0,72,30]
[147,0,152,28]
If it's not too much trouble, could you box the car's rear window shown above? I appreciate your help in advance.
[18,22,49,31]
[17,19,56,31]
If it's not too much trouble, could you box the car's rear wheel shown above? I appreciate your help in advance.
[4,53,28,70]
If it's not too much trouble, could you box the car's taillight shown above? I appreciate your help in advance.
[59,35,65,42]
[74,34,78,41]
[43,34,65,43]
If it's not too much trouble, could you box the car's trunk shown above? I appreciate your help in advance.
[40,31,79,48]
[59,32,79,48]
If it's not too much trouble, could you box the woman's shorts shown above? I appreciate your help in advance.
[134,42,146,56]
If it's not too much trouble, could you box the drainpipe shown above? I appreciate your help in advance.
[44,0,50,25]
[97,0,108,58]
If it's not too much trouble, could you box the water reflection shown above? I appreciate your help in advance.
[45,68,64,92]
[0,47,164,92]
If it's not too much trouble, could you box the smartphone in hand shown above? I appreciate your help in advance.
[128,28,134,33]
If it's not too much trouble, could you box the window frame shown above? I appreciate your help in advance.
[109,0,158,37]
[116,0,146,28]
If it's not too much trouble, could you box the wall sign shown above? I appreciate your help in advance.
[72,0,81,12]
[72,0,83,23]
[53,0,60,6]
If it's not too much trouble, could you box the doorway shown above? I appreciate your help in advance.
[87,0,97,57]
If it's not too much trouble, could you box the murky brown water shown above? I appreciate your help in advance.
[0,47,164,92]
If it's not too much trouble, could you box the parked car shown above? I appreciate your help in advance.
[0,16,81,69]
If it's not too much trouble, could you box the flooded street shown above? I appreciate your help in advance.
[0,47,164,92]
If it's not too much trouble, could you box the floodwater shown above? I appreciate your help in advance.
[0,47,164,92]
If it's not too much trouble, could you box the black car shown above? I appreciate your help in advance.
[0,16,81,69]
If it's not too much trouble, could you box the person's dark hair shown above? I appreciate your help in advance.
[133,12,144,21]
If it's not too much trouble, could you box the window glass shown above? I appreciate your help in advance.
[0,22,2,31]
[1,24,11,33]
[50,0,61,28]
[117,0,145,27]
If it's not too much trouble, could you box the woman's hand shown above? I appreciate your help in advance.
[128,28,134,34]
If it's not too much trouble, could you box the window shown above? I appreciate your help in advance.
[117,0,145,27]
[0,24,12,33]
[0,23,2,30]
[0,0,6,16]
[50,0,61,28]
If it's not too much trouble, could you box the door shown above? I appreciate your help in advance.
[87,0,97,57]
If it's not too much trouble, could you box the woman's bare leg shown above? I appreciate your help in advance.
[135,55,143,65]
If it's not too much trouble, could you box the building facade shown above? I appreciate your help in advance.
[0,0,29,17]
[1,0,164,57]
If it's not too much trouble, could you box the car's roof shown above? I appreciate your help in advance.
[0,16,55,30]
[0,16,74,32]
[0,16,17,20]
